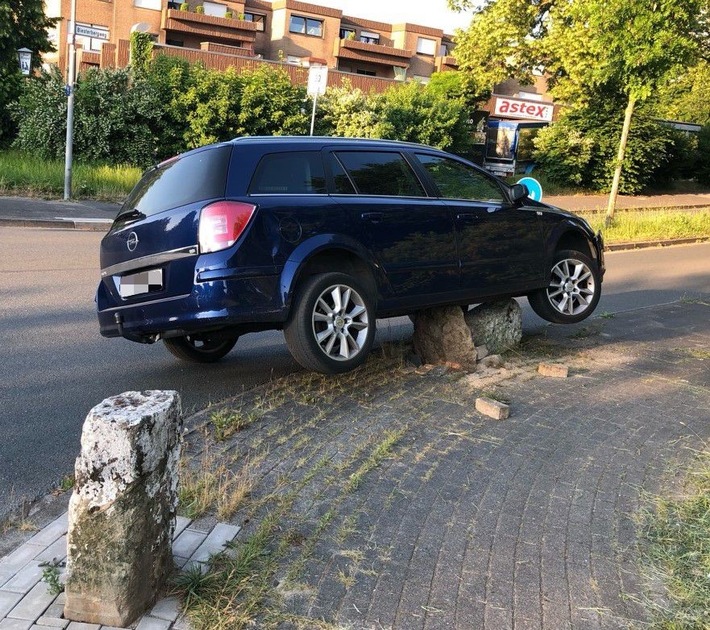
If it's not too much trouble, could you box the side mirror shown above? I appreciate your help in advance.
[510,183,528,204]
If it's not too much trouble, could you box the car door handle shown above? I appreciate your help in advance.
[361,212,384,223]
[456,213,477,221]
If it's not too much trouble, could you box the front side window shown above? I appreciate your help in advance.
[335,152,425,197]
[415,154,504,202]
[249,152,326,194]
[289,15,323,37]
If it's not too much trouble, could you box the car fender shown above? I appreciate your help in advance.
[546,219,601,266]
[279,234,385,313]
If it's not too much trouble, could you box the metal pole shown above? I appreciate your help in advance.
[63,0,77,200]
[309,93,317,136]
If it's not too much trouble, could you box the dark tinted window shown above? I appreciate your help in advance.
[117,145,230,222]
[335,151,425,197]
[327,153,356,194]
[249,152,326,194]
[415,154,504,202]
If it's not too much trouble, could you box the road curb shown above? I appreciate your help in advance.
[0,218,111,232]
[605,236,710,251]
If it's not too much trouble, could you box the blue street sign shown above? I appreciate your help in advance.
[517,177,543,202]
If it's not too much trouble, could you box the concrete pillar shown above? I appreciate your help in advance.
[64,390,183,627]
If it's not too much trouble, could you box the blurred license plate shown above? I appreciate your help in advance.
[119,269,163,298]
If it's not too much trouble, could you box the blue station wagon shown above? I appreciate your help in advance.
[97,137,604,373]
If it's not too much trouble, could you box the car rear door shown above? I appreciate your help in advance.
[328,150,458,305]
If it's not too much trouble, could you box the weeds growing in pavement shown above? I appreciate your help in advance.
[639,449,710,627]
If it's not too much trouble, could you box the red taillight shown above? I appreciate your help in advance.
[198,201,256,253]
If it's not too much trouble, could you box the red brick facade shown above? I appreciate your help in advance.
[45,0,458,93]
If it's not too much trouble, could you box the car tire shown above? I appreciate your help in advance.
[163,334,238,363]
[528,249,601,324]
[284,272,375,374]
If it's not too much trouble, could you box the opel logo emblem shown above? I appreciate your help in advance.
[127,232,139,252]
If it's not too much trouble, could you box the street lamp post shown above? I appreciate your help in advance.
[64,0,77,200]
[17,48,32,75]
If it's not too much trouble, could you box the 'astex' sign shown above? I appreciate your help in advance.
[493,97,554,122]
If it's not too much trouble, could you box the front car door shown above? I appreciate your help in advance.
[328,150,458,308]
[412,153,544,297]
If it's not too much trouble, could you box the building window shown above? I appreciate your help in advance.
[75,23,109,51]
[203,1,227,17]
[166,38,184,47]
[289,15,323,37]
[359,30,380,44]
[287,55,304,65]
[339,27,355,39]
[134,0,161,9]
[356,69,376,77]
[244,12,266,31]
[416,37,437,55]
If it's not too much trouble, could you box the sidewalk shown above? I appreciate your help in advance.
[1,298,708,628]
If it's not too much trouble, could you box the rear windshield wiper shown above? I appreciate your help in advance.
[116,208,146,224]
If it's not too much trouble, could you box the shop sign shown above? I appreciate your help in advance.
[494,97,553,122]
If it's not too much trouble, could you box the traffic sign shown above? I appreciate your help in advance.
[517,176,543,201]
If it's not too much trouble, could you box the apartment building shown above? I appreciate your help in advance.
[44,0,458,85]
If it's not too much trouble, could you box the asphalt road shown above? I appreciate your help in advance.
[1,227,709,521]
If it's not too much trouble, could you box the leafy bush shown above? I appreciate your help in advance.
[316,79,473,153]
[10,67,67,160]
[534,105,677,193]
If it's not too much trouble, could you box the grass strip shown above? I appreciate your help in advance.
[586,209,710,244]
[640,449,710,627]
[0,150,141,201]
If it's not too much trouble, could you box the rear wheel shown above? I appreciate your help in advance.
[284,272,375,374]
[528,249,601,324]
[163,334,238,363]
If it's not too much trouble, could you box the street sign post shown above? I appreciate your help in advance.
[307,65,328,136]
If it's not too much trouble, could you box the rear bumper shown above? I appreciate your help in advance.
[97,274,285,342]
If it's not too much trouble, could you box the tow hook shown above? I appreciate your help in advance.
[114,312,159,344]
[114,312,124,337]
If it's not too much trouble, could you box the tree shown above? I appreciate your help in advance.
[450,0,708,216]
[0,0,58,145]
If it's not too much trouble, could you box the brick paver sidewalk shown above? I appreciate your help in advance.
[1,299,708,629]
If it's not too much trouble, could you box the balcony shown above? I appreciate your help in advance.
[435,55,458,71]
[161,8,258,46]
[333,38,412,68]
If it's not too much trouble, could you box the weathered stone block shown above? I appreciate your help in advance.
[64,391,183,628]
[538,362,569,378]
[475,397,510,420]
[465,299,522,354]
[412,306,477,371]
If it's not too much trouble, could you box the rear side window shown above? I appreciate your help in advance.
[415,154,505,202]
[335,151,425,197]
[249,152,326,194]
[117,145,231,222]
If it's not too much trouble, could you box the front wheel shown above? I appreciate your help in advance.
[163,334,238,363]
[284,272,375,374]
[528,249,601,324]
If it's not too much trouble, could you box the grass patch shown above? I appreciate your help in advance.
[639,449,710,627]
[0,150,141,201]
[179,451,253,521]
[586,209,710,244]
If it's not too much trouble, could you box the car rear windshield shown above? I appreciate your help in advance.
[114,145,231,225]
